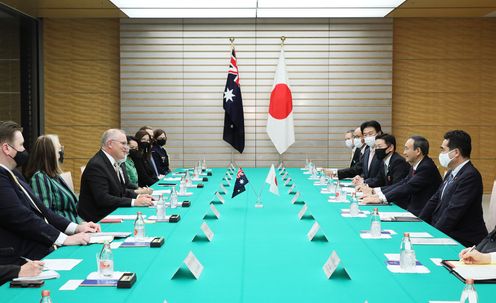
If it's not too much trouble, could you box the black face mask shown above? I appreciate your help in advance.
[59,150,64,164]
[129,149,140,158]
[375,147,390,161]
[156,139,166,146]
[139,142,150,152]
[9,145,29,167]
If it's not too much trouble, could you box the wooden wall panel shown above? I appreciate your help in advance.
[120,18,393,169]
[43,19,120,191]
[393,18,496,193]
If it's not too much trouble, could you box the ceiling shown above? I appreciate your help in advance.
[1,0,495,18]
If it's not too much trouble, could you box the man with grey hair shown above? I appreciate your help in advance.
[78,129,153,222]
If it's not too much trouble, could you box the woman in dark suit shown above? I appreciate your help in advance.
[152,128,171,176]
[129,130,159,187]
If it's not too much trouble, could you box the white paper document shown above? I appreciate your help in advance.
[13,270,60,281]
[410,238,458,245]
[384,254,430,274]
[42,259,82,271]
[104,214,146,221]
[408,232,433,238]
[59,279,84,291]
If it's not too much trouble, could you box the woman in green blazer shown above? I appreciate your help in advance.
[24,134,83,223]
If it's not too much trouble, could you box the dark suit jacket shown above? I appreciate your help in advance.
[350,147,361,168]
[129,151,159,187]
[338,146,366,179]
[361,147,382,179]
[0,166,71,264]
[365,152,410,188]
[78,150,138,222]
[381,156,442,216]
[152,145,171,175]
[419,161,487,247]
[0,264,20,286]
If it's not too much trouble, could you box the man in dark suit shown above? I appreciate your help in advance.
[362,134,410,188]
[343,129,356,167]
[349,127,365,168]
[333,121,383,180]
[360,136,442,216]
[419,130,487,247]
[78,129,153,223]
[0,121,98,265]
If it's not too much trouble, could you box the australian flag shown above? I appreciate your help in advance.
[232,168,249,198]
[223,48,245,153]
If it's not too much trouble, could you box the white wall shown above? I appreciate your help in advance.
[120,18,392,168]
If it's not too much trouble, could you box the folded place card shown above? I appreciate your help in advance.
[291,192,301,204]
[284,178,292,186]
[322,251,351,279]
[183,251,204,279]
[298,204,308,220]
[282,172,288,179]
[215,192,225,204]
[207,203,220,219]
[277,163,283,170]
[288,184,296,194]
[220,184,228,194]
[200,222,214,241]
[307,222,322,241]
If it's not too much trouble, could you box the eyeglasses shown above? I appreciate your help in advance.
[111,140,128,147]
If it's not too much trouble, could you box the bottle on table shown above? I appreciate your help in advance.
[349,192,360,216]
[370,208,381,237]
[40,290,52,303]
[156,194,166,220]
[134,211,146,240]
[170,186,178,208]
[400,232,416,271]
[460,278,478,303]
[98,240,114,277]
[179,177,186,195]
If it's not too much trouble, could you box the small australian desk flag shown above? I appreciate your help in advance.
[223,48,245,153]
[232,168,249,198]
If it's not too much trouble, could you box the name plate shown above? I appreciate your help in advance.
[220,184,228,194]
[284,177,292,186]
[210,203,221,219]
[307,222,320,241]
[215,192,225,204]
[288,184,296,194]
[200,222,214,241]
[291,192,300,204]
[298,204,308,220]
[282,172,289,179]
[184,251,204,279]
[322,251,351,279]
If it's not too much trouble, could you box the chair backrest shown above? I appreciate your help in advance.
[60,171,74,192]
[486,180,496,231]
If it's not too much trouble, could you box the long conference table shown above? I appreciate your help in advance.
[1,167,494,302]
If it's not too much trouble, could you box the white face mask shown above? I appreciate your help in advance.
[364,136,376,147]
[438,150,455,168]
[353,138,363,149]
[345,139,353,149]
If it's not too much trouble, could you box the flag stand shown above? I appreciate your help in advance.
[249,183,264,208]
